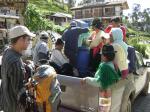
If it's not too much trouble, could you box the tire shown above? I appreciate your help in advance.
[125,99,132,112]
[141,82,149,96]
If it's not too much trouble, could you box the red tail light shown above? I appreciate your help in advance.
[98,89,111,112]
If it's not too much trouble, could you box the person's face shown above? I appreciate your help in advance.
[101,54,107,62]
[56,44,64,50]
[102,37,110,44]
[18,35,31,50]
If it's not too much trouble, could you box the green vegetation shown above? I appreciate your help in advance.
[25,0,70,32]
[24,4,54,31]
[29,0,69,14]
[127,29,150,58]
[126,4,150,58]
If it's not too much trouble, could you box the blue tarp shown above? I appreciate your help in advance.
[73,19,89,28]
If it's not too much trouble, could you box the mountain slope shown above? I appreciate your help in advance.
[29,0,69,14]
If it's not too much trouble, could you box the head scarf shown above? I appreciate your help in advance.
[111,28,128,55]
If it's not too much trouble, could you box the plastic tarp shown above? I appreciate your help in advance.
[73,19,89,28]
[78,32,90,47]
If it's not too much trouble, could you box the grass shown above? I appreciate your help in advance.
[29,0,69,15]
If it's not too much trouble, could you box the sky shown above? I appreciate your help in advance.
[76,0,150,16]
[123,0,150,16]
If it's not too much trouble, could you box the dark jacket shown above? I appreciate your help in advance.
[62,27,89,66]
[1,48,25,112]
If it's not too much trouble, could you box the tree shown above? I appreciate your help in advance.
[24,4,54,31]
[130,4,150,32]
[67,0,76,8]
[131,3,141,24]
[142,8,150,32]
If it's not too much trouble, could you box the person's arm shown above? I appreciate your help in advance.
[85,77,101,87]
[52,50,69,65]
[8,61,25,99]
[120,26,126,42]
[104,25,112,33]
[85,64,116,89]
[89,33,102,48]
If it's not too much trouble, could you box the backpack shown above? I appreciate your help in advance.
[128,46,136,73]
[28,65,61,112]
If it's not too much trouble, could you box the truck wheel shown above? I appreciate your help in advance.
[141,82,149,96]
[125,99,132,112]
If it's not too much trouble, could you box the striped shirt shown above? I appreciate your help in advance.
[1,48,25,112]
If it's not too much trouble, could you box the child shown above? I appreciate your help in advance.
[81,44,121,90]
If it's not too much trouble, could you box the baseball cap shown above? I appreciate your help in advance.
[9,25,35,39]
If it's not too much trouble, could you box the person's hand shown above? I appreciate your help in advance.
[81,78,86,85]
[85,39,92,46]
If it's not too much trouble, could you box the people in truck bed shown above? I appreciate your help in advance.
[87,18,110,71]
[62,21,89,67]
[50,39,73,75]
[110,28,129,79]
[81,44,121,90]
[50,39,69,67]
[105,17,127,42]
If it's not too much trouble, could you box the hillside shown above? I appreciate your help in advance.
[29,0,69,14]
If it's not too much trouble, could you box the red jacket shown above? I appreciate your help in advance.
[105,25,126,42]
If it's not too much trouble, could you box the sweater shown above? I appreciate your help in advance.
[86,62,121,90]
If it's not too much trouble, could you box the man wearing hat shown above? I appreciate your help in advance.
[62,21,89,67]
[33,31,49,66]
[82,44,121,90]
[0,25,35,112]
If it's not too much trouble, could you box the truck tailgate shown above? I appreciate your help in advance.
[58,75,99,112]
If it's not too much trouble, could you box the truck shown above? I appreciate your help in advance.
[58,51,150,112]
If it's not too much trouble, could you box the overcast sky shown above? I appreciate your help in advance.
[76,0,150,16]
[123,0,150,15]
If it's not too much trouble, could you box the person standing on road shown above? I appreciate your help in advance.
[0,25,35,112]
[33,31,49,67]
[62,21,89,67]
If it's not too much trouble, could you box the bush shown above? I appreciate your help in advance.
[127,36,150,58]
[53,25,68,35]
